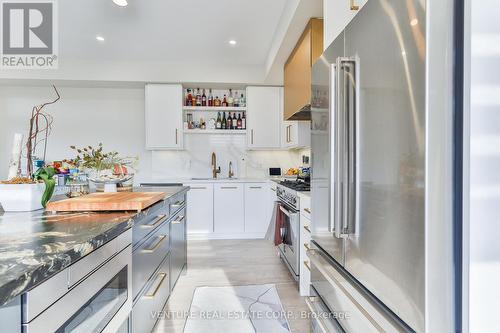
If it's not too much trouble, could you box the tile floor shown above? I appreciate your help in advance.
[153,239,310,333]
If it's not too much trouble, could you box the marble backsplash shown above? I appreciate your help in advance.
[151,134,310,180]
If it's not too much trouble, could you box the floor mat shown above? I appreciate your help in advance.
[183,284,291,333]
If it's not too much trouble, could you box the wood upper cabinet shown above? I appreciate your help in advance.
[284,18,323,120]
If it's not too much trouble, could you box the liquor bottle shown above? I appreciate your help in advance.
[214,96,221,107]
[227,113,232,129]
[202,89,207,106]
[232,112,237,129]
[195,88,202,106]
[227,89,234,107]
[233,91,239,107]
[216,112,222,129]
[191,91,196,107]
[237,113,242,129]
[208,89,214,107]
[222,94,228,107]
[222,112,227,129]
[239,94,246,107]
[242,112,246,129]
[186,89,193,106]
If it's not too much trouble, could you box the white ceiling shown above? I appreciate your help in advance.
[60,0,287,65]
[0,0,322,85]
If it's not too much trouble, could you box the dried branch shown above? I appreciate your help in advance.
[26,85,60,177]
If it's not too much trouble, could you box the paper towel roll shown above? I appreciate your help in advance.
[7,133,23,180]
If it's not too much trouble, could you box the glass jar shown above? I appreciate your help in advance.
[66,172,90,198]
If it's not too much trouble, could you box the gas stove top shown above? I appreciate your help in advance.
[279,180,310,192]
[276,180,310,211]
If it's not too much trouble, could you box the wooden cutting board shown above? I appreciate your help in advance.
[46,192,166,212]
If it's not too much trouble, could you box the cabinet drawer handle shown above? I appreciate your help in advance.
[304,261,311,271]
[172,200,185,208]
[221,186,237,189]
[271,188,276,192]
[249,186,262,189]
[190,187,207,190]
[171,215,185,224]
[304,225,311,233]
[304,243,310,251]
[143,234,167,253]
[303,208,311,214]
[142,214,167,228]
[175,128,178,145]
[144,272,167,298]
[350,0,359,10]
[251,129,254,145]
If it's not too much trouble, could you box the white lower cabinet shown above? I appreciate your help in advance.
[244,183,271,233]
[299,194,311,296]
[214,183,245,234]
[185,183,214,235]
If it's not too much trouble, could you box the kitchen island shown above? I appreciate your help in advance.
[0,186,188,333]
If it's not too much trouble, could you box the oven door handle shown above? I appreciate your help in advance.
[279,205,295,217]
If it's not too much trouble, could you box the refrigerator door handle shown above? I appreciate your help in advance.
[330,63,338,235]
[335,57,357,238]
[344,58,357,236]
[334,57,348,239]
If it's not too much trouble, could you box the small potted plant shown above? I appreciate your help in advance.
[0,86,60,211]
[70,143,137,192]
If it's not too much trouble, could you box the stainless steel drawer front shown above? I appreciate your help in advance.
[306,296,344,333]
[132,220,170,300]
[170,208,186,290]
[132,255,171,333]
[22,229,132,323]
[133,202,169,248]
[309,247,409,333]
[23,245,132,333]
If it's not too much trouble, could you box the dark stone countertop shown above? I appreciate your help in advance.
[0,186,189,307]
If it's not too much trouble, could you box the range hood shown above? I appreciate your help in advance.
[287,104,311,121]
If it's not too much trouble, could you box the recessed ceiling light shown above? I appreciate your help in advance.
[96,36,105,42]
[113,0,128,6]
[410,19,418,26]
[228,40,237,46]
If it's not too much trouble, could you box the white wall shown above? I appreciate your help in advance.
[0,85,152,183]
[323,0,367,50]
[466,0,500,331]
[0,85,307,183]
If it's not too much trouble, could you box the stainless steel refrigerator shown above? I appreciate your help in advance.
[309,0,425,332]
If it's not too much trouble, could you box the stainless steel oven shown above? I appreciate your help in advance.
[277,202,300,280]
[22,230,132,333]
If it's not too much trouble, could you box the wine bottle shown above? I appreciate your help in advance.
[222,112,227,129]
[227,113,232,129]
[232,112,237,129]
[186,89,193,106]
[228,89,234,107]
[216,112,222,129]
[208,89,214,107]
[237,113,242,129]
[202,89,207,106]
[196,88,202,106]
[242,112,246,129]
[233,91,239,107]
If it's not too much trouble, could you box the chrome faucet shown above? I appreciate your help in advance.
[228,161,234,179]
[211,152,221,179]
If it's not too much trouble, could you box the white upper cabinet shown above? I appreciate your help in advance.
[145,84,183,150]
[324,0,368,49]
[282,121,311,149]
[246,86,282,149]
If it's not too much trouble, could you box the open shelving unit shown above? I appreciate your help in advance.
[184,129,246,135]
[183,106,246,112]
